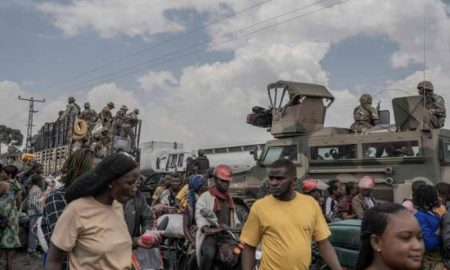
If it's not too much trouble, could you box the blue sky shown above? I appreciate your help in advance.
[1,0,450,149]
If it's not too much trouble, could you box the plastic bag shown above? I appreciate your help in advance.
[133,247,163,270]
[157,214,184,238]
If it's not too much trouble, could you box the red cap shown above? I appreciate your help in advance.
[302,178,329,193]
[359,176,375,189]
[213,164,233,181]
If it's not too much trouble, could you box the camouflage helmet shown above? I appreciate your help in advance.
[58,110,64,115]
[359,94,373,105]
[84,102,90,108]
[68,96,75,103]
[198,149,205,156]
[120,105,128,111]
[107,102,115,108]
[134,108,139,114]
[417,80,434,92]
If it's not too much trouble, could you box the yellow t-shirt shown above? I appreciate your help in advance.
[51,196,132,270]
[240,192,331,270]
[152,186,166,201]
[434,204,447,217]
[176,184,189,210]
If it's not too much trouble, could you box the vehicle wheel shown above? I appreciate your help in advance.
[234,202,249,223]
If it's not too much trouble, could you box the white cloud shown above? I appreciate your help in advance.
[0,81,27,135]
[86,83,140,111]
[36,0,240,39]
[136,42,330,148]
[21,0,450,150]
[138,71,178,94]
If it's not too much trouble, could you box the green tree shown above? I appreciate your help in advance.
[0,125,23,155]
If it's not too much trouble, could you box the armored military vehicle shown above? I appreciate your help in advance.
[232,80,449,210]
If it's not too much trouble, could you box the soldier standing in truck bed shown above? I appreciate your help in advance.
[417,80,446,128]
[350,93,379,133]
[79,102,98,130]
[120,108,139,150]
[65,96,81,118]
[112,105,128,136]
[99,102,115,129]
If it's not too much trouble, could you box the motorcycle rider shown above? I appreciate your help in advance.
[195,164,240,270]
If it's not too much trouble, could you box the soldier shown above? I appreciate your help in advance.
[112,105,128,136]
[99,102,115,129]
[417,80,446,128]
[91,128,111,158]
[57,110,65,121]
[79,102,98,129]
[195,149,210,176]
[350,93,379,133]
[65,96,81,117]
[120,108,139,150]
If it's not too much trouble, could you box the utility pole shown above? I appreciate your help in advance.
[18,96,46,152]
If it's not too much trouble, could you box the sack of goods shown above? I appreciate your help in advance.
[157,214,184,238]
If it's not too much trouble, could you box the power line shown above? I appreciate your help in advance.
[43,0,272,90]
[59,0,346,92]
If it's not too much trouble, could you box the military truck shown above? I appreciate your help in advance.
[32,105,142,175]
[232,80,449,210]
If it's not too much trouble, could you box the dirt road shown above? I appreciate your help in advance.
[0,250,43,270]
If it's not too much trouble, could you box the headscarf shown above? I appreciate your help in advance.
[188,174,206,210]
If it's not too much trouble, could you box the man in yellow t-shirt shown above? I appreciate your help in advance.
[241,159,342,270]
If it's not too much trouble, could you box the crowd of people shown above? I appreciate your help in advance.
[2,148,450,270]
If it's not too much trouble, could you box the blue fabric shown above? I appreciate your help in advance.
[27,215,39,253]
[415,210,442,251]
[188,174,206,210]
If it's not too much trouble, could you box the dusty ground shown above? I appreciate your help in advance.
[0,250,43,270]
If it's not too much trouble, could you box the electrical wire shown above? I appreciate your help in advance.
[43,0,273,90]
[58,0,351,92]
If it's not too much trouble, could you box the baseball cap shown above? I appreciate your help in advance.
[359,176,375,189]
[303,178,329,193]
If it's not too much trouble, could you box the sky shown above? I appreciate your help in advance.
[1,0,450,150]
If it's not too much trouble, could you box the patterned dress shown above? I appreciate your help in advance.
[0,179,22,248]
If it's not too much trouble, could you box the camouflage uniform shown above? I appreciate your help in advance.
[351,94,379,133]
[418,81,446,129]
[120,109,139,149]
[195,150,210,176]
[57,110,65,121]
[99,102,115,129]
[79,103,98,129]
[91,128,111,158]
[112,106,128,137]
[64,97,81,118]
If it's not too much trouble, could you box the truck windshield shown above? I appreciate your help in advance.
[310,144,357,160]
[263,145,298,163]
[167,154,178,169]
[362,141,420,158]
